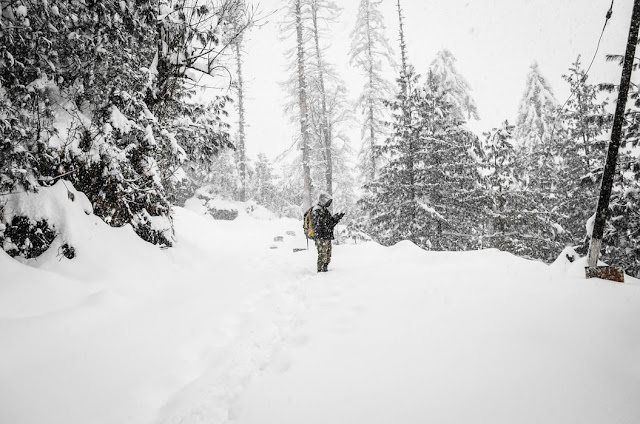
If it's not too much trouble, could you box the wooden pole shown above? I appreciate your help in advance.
[587,0,640,268]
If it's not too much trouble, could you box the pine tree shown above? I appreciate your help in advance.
[428,49,479,122]
[512,61,568,261]
[556,58,610,250]
[0,0,250,251]
[597,56,640,277]
[419,71,485,250]
[604,120,640,276]
[361,69,483,249]
[515,62,559,147]
[349,0,395,182]
[249,153,277,209]
[481,121,540,256]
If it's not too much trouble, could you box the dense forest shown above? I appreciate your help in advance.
[1,0,639,276]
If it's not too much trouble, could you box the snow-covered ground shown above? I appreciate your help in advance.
[2,186,640,424]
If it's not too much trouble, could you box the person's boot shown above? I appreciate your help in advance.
[321,263,328,272]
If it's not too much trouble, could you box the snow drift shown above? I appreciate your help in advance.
[1,192,639,424]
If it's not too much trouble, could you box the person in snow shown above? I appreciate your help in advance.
[312,193,344,272]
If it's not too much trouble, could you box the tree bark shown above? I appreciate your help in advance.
[234,37,247,202]
[311,0,333,197]
[365,2,376,181]
[296,0,313,207]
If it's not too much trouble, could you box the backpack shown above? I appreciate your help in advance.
[303,207,315,239]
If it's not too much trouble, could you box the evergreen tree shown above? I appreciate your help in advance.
[515,62,558,147]
[512,61,567,261]
[604,118,640,276]
[249,153,277,209]
[597,56,640,277]
[349,0,395,182]
[419,71,485,250]
[0,0,249,250]
[556,58,610,250]
[361,69,484,250]
[428,49,479,121]
[481,121,544,257]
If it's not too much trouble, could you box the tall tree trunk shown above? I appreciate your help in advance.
[296,0,313,207]
[234,37,247,202]
[311,0,333,197]
[365,2,376,181]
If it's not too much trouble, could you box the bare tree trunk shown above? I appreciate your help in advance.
[311,0,333,197]
[296,0,313,207]
[365,3,376,181]
[234,37,247,202]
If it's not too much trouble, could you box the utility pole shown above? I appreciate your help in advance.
[586,0,640,281]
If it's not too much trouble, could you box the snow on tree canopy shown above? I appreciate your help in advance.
[515,62,558,147]
[428,49,479,122]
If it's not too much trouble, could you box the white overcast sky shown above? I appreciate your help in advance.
[234,0,634,162]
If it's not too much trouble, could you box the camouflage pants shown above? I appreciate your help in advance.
[315,239,332,272]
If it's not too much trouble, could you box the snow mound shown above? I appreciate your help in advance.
[551,246,580,269]
[185,193,277,221]
[1,180,93,257]
[389,239,425,255]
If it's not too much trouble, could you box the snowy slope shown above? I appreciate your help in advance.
[1,196,640,424]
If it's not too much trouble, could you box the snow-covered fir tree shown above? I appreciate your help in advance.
[595,55,640,277]
[556,58,610,250]
[511,61,568,261]
[604,117,640,277]
[481,121,542,257]
[349,0,395,183]
[428,49,479,122]
[0,0,250,254]
[515,62,559,147]
[248,153,277,209]
[361,66,484,250]
[419,71,485,250]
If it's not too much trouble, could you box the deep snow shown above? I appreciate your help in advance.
[1,186,640,424]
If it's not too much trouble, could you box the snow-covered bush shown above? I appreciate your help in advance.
[194,186,239,220]
[0,181,91,259]
[0,216,56,259]
[0,1,249,249]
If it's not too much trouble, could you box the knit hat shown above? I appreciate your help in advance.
[318,192,332,207]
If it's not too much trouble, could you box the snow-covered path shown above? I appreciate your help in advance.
[2,205,640,424]
[1,207,316,424]
[235,245,640,423]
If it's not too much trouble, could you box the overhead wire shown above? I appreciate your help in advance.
[550,0,615,140]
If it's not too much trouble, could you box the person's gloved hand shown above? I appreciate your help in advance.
[334,212,345,221]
